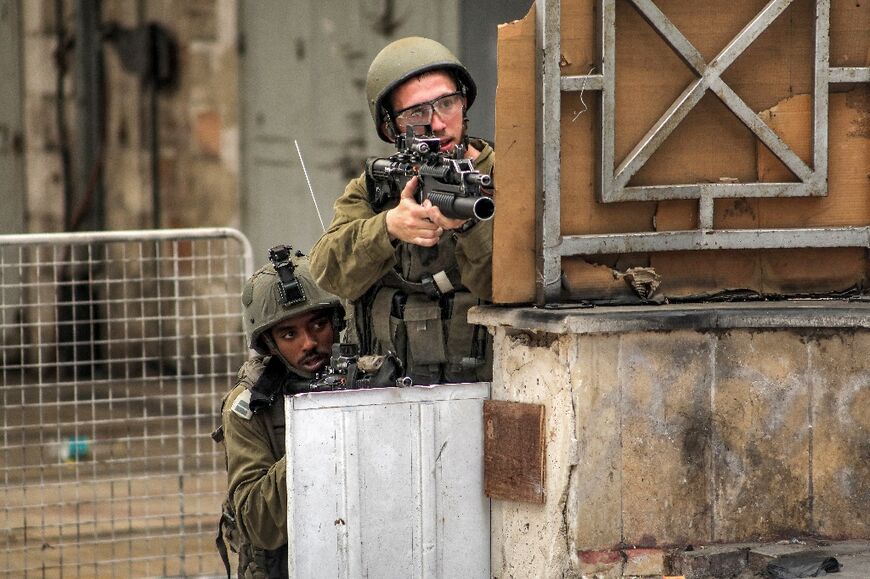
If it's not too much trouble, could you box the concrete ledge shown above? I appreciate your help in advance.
[666,539,870,578]
[470,300,870,335]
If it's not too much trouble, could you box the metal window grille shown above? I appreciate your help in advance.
[1,228,253,578]
[535,0,870,302]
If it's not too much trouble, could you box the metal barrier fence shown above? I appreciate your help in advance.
[0,228,254,578]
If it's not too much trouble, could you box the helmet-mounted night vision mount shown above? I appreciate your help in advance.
[268,245,306,306]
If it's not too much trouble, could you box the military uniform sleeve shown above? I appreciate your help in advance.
[454,218,493,301]
[309,174,399,301]
[223,385,287,550]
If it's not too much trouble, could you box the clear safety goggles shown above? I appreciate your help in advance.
[393,91,464,131]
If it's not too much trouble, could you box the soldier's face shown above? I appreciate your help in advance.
[390,71,465,153]
[270,309,334,374]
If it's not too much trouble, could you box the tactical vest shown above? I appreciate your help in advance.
[351,230,492,385]
[213,357,294,579]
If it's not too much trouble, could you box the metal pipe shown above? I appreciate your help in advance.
[55,0,74,230]
[74,0,105,232]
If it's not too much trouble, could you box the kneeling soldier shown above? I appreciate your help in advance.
[215,247,344,578]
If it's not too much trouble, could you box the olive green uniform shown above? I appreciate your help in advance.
[309,139,494,384]
[219,354,309,578]
[216,254,344,578]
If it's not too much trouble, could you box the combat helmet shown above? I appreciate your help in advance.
[366,36,477,142]
[241,246,344,356]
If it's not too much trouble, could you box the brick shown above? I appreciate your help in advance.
[194,110,221,157]
[577,549,622,575]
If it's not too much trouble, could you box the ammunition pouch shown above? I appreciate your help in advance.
[217,498,288,579]
[238,542,289,579]
[445,291,488,382]
[371,287,406,364]
[364,285,490,385]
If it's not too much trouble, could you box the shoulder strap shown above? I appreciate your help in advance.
[215,513,232,579]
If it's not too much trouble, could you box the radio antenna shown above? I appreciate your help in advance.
[294,140,326,232]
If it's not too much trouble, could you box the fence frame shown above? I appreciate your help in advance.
[1,227,254,578]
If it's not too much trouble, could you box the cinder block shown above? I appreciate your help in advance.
[666,544,752,578]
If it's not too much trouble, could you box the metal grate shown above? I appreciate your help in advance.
[0,228,253,578]
[535,0,870,302]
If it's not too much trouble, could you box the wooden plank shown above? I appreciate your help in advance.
[483,399,546,503]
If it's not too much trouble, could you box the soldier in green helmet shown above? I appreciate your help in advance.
[214,247,344,578]
[309,36,494,386]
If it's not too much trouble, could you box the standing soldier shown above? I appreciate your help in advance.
[309,36,494,385]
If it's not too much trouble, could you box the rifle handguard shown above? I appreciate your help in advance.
[365,125,495,221]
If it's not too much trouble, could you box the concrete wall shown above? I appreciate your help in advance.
[8,0,531,251]
[238,1,534,259]
[471,302,870,578]
[11,1,242,375]
[0,0,25,236]
[459,0,533,145]
[238,1,460,258]
[18,0,239,234]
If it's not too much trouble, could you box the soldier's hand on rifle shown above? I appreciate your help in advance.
[385,177,444,247]
[422,200,467,232]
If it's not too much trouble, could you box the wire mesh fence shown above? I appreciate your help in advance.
[0,228,253,578]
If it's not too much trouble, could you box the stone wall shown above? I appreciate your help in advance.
[471,302,870,578]
[21,0,239,233]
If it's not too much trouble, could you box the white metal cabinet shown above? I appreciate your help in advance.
[285,383,490,579]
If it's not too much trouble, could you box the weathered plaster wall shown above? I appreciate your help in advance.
[21,0,239,232]
[472,303,870,578]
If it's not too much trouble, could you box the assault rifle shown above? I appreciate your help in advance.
[365,125,495,222]
[306,343,412,392]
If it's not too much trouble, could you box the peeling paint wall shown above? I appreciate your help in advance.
[480,307,870,578]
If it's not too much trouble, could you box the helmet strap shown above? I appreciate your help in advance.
[381,109,398,142]
[261,333,291,369]
[262,333,313,378]
[332,307,346,335]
